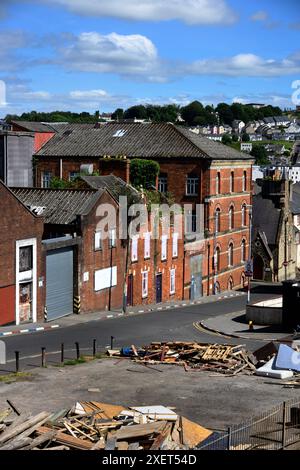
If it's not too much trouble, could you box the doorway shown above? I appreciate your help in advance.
[253,255,264,280]
[156,274,162,304]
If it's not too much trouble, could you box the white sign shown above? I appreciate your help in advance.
[94,266,117,291]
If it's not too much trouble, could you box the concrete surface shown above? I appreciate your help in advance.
[246,297,283,325]
[0,358,299,431]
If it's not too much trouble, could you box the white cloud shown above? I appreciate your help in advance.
[31,0,237,25]
[233,93,293,109]
[187,52,300,77]
[58,32,168,82]
[250,10,268,22]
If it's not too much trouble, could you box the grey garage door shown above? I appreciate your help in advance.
[46,247,73,321]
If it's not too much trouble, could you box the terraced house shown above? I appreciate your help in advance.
[34,122,254,298]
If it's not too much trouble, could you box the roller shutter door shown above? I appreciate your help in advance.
[46,247,73,320]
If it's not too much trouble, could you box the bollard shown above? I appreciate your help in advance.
[41,347,46,367]
[75,342,80,360]
[111,336,115,350]
[93,339,97,358]
[15,351,20,373]
[249,320,254,331]
[61,343,64,366]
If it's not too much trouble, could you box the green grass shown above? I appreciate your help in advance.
[55,352,110,367]
[0,372,32,383]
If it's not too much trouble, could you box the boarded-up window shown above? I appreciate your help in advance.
[95,231,102,250]
[170,269,176,294]
[142,271,148,298]
[131,236,138,262]
[144,232,151,259]
[94,267,117,291]
[172,233,178,258]
[19,246,33,272]
[161,235,167,261]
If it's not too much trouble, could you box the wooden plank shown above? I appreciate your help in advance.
[0,437,32,450]
[0,412,50,445]
[37,426,94,450]
[105,436,117,450]
[22,430,58,450]
[117,441,129,450]
[116,421,167,440]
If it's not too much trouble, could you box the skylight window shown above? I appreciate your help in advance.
[113,129,127,137]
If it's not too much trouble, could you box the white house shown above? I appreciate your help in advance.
[240,142,253,153]
[232,120,245,133]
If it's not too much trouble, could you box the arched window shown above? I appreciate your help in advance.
[242,204,247,227]
[216,172,221,195]
[242,171,247,192]
[229,206,234,230]
[215,208,221,233]
[241,239,246,262]
[230,171,234,193]
[228,278,234,290]
[228,242,234,267]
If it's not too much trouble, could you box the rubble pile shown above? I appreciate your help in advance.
[0,401,212,451]
[108,341,257,376]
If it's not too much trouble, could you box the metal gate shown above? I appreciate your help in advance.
[46,247,73,321]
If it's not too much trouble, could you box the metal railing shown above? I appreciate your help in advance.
[198,398,300,450]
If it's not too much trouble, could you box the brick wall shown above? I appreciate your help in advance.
[0,182,44,325]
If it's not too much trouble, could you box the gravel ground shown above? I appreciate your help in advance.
[0,358,299,431]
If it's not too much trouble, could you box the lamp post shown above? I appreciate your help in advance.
[246,205,253,305]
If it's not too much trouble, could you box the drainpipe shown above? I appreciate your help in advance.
[59,158,63,179]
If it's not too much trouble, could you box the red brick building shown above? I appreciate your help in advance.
[34,122,254,298]
[0,181,44,326]
[11,176,185,323]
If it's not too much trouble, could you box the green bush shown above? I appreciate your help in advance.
[130,159,160,189]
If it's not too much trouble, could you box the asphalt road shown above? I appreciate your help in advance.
[1,290,273,372]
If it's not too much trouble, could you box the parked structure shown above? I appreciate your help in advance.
[34,122,254,296]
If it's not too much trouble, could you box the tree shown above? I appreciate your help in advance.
[221,134,232,145]
[231,134,239,142]
[250,145,269,165]
[215,103,234,125]
[180,101,205,126]
[124,105,147,120]
[112,108,124,120]
[242,133,250,142]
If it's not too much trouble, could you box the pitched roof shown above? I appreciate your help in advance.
[35,122,252,161]
[11,121,56,133]
[11,187,101,225]
[81,175,140,201]
[252,193,281,245]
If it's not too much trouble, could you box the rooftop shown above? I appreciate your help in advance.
[11,121,57,133]
[35,122,252,161]
[11,187,101,225]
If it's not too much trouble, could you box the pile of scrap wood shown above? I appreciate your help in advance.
[108,342,257,375]
[0,401,212,450]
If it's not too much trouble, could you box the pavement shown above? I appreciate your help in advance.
[198,310,290,341]
[0,290,245,338]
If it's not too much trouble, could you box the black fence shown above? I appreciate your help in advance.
[198,398,300,450]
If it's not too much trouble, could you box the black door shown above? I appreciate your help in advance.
[156,274,162,304]
[127,274,133,306]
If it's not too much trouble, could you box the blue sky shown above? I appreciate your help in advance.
[0,0,300,115]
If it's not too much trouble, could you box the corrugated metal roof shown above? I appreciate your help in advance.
[11,187,101,225]
[81,175,140,201]
[35,122,252,161]
[11,121,56,133]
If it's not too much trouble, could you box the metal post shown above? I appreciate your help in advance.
[41,347,46,368]
[111,336,114,350]
[93,339,97,358]
[108,235,113,311]
[213,211,217,295]
[282,401,287,449]
[75,342,80,360]
[284,218,288,281]
[227,426,232,451]
[15,351,20,373]
[61,343,64,365]
[247,206,252,305]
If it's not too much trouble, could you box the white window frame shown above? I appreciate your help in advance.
[216,172,220,195]
[41,171,52,188]
[131,236,138,262]
[170,268,176,294]
[142,271,148,298]
[242,171,247,192]
[158,175,168,193]
[15,238,37,326]
[94,231,102,250]
[229,206,234,230]
[144,232,151,259]
[186,176,199,196]
[230,171,234,193]
[228,243,234,267]
[161,235,168,261]
[215,208,220,234]
[172,233,178,258]
[242,205,246,227]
